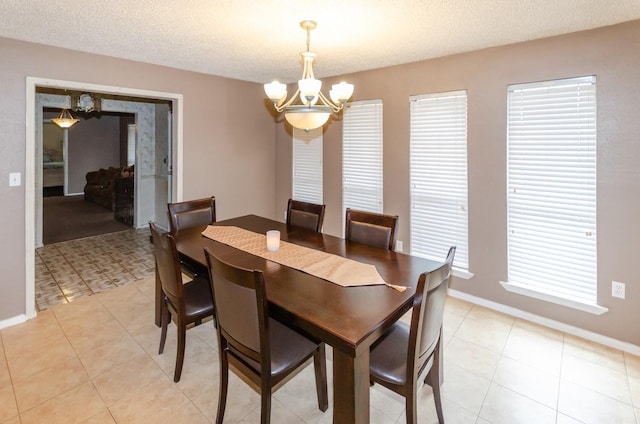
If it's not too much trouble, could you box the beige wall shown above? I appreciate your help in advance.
[276,20,640,346]
[0,37,276,323]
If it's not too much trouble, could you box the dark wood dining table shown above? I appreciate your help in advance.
[155,214,442,423]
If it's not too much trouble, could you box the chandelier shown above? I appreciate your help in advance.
[51,93,101,129]
[264,20,354,131]
[51,109,79,129]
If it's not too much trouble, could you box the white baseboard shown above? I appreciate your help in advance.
[448,288,640,356]
[0,314,27,330]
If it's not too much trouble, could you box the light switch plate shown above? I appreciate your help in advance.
[9,172,21,187]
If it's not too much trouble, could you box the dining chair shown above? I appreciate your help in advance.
[286,198,326,232]
[168,196,216,276]
[204,248,329,424]
[150,221,215,383]
[369,246,456,424]
[345,208,399,251]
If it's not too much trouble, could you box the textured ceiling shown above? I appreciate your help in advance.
[1,1,639,84]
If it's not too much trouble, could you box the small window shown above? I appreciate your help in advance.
[342,99,383,219]
[292,128,323,204]
[410,91,469,273]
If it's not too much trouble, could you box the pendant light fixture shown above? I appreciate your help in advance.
[51,109,79,129]
[264,20,354,132]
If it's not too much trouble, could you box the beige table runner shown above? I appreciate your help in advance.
[202,226,406,291]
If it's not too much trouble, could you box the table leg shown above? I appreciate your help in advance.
[332,348,369,424]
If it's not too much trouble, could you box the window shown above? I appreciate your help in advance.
[410,91,470,274]
[292,128,323,204]
[342,99,383,219]
[503,76,601,313]
[127,124,136,166]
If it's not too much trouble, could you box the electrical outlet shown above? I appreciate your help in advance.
[612,281,625,299]
[395,240,403,252]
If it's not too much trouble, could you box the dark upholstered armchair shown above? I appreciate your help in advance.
[84,166,134,210]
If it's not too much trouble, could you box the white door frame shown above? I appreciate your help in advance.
[25,77,184,320]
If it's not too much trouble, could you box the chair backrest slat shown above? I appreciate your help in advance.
[345,208,399,251]
[410,246,456,372]
[168,197,216,235]
[287,199,326,232]
[204,248,268,364]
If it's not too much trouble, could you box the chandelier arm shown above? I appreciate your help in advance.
[274,87,302,112]
[317,91,343,112]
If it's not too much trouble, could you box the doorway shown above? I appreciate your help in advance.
[26,77,185,320]
[35,90,175,246]
[42,108,137,244]
[41,107,139,245]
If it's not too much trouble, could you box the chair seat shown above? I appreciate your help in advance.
[370,321,410,386]
[183,276,215,318]
[231,318,320,377]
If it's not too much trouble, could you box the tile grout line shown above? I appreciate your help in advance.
[94,230,152,289]
[52,288,142,422]
[58,243,97,301]
[0,331,21,423]
[556,332,566,422]
[623,353,640,424]
[451,306,568,422]
[15,307,91,417]
[37,245,72,309]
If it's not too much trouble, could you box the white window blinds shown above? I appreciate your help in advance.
[292,128,323,204]
[410,91,469,272]
[506,76,597,305]
[342,99,383,214]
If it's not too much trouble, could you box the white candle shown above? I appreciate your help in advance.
[266,230,280,252]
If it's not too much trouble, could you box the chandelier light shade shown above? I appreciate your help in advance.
[264,20,354,131]
[51,108,79,128]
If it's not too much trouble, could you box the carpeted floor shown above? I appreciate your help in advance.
[43,194,132,244]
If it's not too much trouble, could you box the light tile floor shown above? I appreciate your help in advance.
[6,230,638,423]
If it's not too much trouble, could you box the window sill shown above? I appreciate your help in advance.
[500,281,608,315]
[452,268,473,280]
